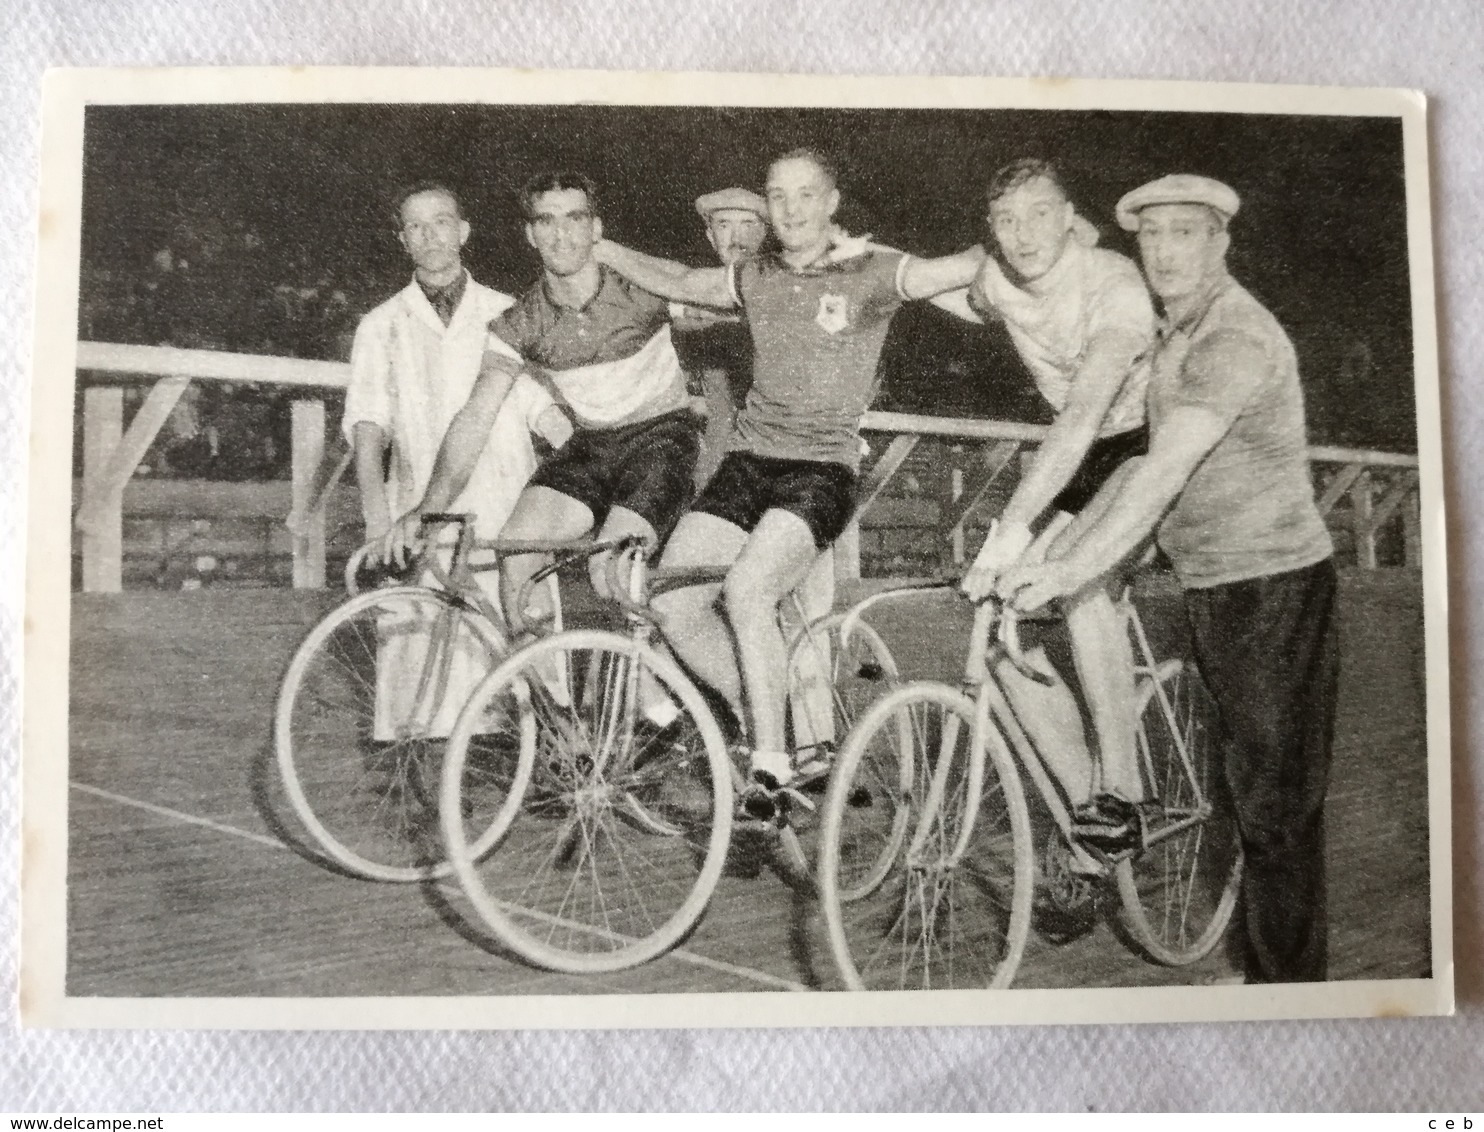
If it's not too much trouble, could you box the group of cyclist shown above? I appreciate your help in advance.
[347,147,1337,985]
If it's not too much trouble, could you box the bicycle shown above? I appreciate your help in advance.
[435,543,902,974]
[273,513,645,882]
[816,583,1244,990]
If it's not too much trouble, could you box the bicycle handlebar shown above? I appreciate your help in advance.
[505,533,655,638]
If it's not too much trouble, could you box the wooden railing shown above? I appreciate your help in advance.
[840,411,1423,581]
[73,342,1423,592]
[74,342,351,593]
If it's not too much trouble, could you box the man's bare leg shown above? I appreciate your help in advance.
[995,658,1095,804]
[1064,581,1142,801]
[722,509,819,782]
[496,485,594,634]
[1042,485,1143,805]
[651,511,750,727]
[785,547,837,751]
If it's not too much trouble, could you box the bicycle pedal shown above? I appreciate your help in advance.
[737,776,790,828]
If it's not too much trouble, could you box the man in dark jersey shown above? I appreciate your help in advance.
[672,186,768,490]
[384,171,699,622]
[595,148,985,818]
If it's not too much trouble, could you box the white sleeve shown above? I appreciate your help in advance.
[341,312,392,443]
[892,252,914,301]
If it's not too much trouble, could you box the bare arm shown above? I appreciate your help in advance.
[380,351,525,565]
[1000,404,1231,607]
[416,356,519,513]
[351,421,392,538]
[1001,328,1147,529]
[593,239,736,309]
[899,245,988,300]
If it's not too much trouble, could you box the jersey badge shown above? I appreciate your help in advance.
[815,293,850,335]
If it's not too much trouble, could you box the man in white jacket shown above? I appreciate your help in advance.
[344,183,568,547]
[343,183,569,735]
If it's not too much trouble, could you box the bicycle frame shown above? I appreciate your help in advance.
[832,582,1215,866]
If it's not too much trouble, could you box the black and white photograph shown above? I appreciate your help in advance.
[21,68,1451,1028]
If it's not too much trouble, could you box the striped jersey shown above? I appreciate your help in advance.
[488,265,689,430]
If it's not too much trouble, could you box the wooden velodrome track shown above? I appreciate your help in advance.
[66,569,1430,996]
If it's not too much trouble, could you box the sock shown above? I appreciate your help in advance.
[750,748,792,786]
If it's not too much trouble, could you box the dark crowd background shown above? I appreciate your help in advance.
[76,103,1416,482]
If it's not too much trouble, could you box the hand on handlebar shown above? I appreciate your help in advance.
[380,509,426,571]
[961,519,1033,601]
[995,558,1082,614]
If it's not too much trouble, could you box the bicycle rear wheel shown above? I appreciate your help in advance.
[1115,659,1243,965]
[772,612,901,889]
[440,629,733,974]
[274,586,507,881]
[818,682,1034,991]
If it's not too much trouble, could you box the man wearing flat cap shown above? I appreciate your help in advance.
[676,187,770,489]
[1000,174,1339,984]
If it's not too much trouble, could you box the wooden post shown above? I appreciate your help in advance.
[1403,492,1422,568]
[835,520,862,585]
[1351,470,1377,569]
[290,399,327,589]
[949,463,966,568]
[80,387,124,592]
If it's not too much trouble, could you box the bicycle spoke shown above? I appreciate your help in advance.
[444,631,727,971]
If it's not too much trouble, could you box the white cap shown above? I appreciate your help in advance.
[1115,174,1241,231]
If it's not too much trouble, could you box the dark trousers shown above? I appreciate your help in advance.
[1183,557,1340,983]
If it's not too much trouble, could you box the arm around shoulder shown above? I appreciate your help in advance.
[594,239,736,310]
[898,245,988,301]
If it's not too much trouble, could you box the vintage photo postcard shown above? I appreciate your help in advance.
[21,67,1451,1029]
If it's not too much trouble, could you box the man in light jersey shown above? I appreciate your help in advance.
[951,159,1159,851]
[595,148,987,820]
[345,183,569,736]
[1000,175,1339,982]
[384,172,700,625]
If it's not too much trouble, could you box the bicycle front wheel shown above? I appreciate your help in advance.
[440,629,733,974]
[274,586,507,882]
[1115,659,1243,966]
[818,681,1034,991]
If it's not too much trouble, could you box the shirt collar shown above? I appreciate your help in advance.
[1158,270,1232,339]
[542,263,612,313]
[416,269,468,304]
[767,246,860,276]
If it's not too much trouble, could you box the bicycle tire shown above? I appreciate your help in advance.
[1115,659,1244,966]
[274,585,507,882]
[439,628,733,974]
[819,681,1034,991]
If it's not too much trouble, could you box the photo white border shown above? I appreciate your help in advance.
[21,65,1453,1030]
